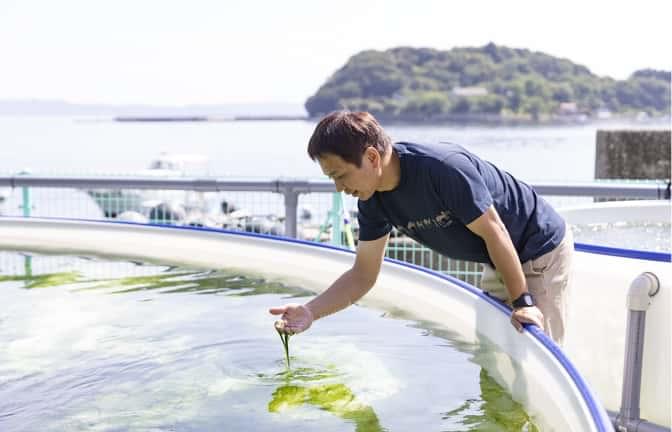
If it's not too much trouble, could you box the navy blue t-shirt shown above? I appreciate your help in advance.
[357,142,565,265]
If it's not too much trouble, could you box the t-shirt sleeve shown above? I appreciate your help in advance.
[432,154,493,225]
[357,197,393,241]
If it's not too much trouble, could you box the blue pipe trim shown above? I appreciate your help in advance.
[575,242,671,262]
[3,216,613,431]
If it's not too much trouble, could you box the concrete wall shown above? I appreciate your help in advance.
[595,130,671,180]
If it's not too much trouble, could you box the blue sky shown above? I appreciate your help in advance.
[1,0,669,105]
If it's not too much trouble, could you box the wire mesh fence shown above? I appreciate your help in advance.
[1,175,668,287]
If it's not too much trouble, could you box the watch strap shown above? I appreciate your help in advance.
[512,292,535,308]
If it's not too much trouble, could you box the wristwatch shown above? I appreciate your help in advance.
[512,292,535,308]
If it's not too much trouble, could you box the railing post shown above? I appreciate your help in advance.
[19,170,31,217]
[330,192,343,247]
[279,180,311,239]
[24,255,32,279]
[283,190,299,238]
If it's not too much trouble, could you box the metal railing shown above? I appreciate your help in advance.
[1,175,669,235]
[1,175,669,286]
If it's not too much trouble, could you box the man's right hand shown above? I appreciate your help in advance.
[510,305,545,333]
[269,303,314,335]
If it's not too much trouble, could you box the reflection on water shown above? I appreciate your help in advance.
[383,314,542,431]
[1,261,312,297]
[443,369,540,432]
[0,270,81,288]
[0,252,539,431]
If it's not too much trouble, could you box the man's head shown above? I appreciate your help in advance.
[307,111,391,167]
[307,111,392,200]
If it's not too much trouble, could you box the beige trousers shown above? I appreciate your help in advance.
[480,227,574,346]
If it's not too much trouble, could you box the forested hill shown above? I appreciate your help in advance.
[305,43,671,122]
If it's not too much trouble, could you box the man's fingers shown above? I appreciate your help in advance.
[511,309,545,332]
[269,306,286,315]
[521,313,544,330]
[510,316,524,332]
[270,304,312,336]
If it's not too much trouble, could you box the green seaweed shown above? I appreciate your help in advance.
[268,383,384,432]
[274,321,291,368]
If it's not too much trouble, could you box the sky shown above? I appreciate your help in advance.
[0,0,670,105]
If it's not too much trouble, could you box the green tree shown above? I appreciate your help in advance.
[401,92,449,117]
[551,83,574,103]
[304,43,671,119]
[475,95,506,114]
[305,89,340,116]
[451,97,473,114]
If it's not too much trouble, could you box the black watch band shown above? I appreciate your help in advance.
[512,292,535,308]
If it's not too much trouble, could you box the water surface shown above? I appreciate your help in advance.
[572,222,671,252]
[0,252,539,431]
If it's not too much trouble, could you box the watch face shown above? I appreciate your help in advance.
[514,293,535,308]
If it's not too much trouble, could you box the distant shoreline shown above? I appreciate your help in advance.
[113,115,311,122]
[111,113,671,127]
[0,112,668,128]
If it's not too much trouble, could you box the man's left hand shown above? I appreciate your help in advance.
[510,306,544,333]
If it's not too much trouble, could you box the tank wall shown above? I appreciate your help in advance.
[559,200,671,225]
[559,200,671,426]
[0,218,610,432]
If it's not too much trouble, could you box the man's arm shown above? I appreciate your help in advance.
[306,233,389,320]
[269,233,389,333]
[466,205,544,331]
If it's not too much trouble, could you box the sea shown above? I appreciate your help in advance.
[0,115,668,181]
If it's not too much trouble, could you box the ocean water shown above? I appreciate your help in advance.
[1,115,667,237]
[1,115,666,181]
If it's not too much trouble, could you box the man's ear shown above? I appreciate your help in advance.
[365,147,379,166]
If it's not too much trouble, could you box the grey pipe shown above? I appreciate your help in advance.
[609,411,670,432]
[620,310,646,423]
[610,273,668,432]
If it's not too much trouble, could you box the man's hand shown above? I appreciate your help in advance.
[269,303,314,335]
[510,306,544,333]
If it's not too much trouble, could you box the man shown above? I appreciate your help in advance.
[270,111,573,345]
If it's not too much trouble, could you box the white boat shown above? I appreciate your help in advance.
[87,153,214,222]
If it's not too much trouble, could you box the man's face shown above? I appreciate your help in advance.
[318,151,379,201]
